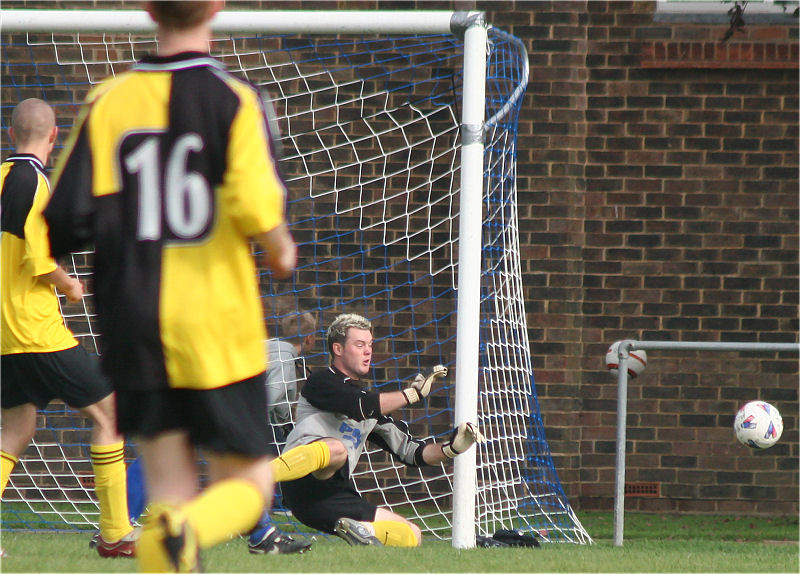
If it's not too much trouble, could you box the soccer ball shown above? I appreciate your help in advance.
[734,401,783,449]
[605,341,647,378]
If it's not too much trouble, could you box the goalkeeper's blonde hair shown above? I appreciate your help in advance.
[326,313,372,358]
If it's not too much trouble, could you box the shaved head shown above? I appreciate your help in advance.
[10,98,56,146]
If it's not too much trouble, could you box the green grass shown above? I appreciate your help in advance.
[1,512,797,572]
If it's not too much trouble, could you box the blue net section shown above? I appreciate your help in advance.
[1,23,589,543]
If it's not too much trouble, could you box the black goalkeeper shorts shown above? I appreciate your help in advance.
[1,345,112,410]
[281,471,377,533]
[116,373,277,458]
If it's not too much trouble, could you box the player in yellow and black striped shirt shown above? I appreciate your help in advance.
[1,98,137,558]
[44,2,297,571]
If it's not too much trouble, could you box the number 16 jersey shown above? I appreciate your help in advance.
[45,52,286,392]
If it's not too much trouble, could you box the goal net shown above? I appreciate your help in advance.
[0,10,591,544]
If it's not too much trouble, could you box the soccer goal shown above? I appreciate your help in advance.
[0,9,591,546]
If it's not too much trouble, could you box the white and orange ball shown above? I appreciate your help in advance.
[605,341,647,378]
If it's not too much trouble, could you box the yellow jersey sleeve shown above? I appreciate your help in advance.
[24,175,58,278]
[222,84,286,238]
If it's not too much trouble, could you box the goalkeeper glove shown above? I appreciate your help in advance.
[442,422,486,459]
[402,364,447,405]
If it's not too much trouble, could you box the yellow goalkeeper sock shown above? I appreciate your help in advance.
[183,478,264,548]
[1,451,19,497]
[90,441,133,541]
[270,441,330,483]
[371,520,420,547]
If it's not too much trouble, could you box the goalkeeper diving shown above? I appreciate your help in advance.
[269,313,485,547]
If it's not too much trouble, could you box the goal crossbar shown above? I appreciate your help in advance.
[612,339,800,547]
[0,9,474,35]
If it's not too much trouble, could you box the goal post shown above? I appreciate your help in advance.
[1,9,591,547]
[612,340,800,547]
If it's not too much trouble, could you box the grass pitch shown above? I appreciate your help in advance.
[0,511,797,573]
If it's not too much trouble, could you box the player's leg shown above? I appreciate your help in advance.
[246,510,313,554]
[53,344,135,552]
[80,397,136,546]
[0,354,47,497]
[370,507,422,547]
[270,437,347,482]
[0,403,37,496]
[245,428,312,555]
[178,374,276,552]
[182,453,271,549]
[135,430,201,573]
[333,508,420,547]
[281,473,384,546]
[285,475,419,547]
[125,456,148,522]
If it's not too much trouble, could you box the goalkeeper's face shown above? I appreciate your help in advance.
[334,327,373,379]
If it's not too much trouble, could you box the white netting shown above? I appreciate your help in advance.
[1,22,589,544]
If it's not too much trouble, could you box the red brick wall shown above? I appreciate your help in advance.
[482,0,798,515]
[3,0,797,516]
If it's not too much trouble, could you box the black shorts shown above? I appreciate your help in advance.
[281,471,377,533]
[116,373,276,458]
[1,345,113,410]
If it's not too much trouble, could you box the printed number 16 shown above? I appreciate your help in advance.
[124,133,211,241]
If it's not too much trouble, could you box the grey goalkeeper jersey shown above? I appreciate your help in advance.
[283,365,429,477]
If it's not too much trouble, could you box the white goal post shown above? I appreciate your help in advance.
[612,339,800,547]
[1,8,589,548]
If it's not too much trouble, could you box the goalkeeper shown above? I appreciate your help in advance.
[270,313,485,547]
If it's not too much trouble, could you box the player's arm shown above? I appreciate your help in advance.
[302,372,382,420]
[44,105,95,258]
[252,222,296,279]
[378,391,413,415]
[39,266,83,303]
[422,422,487,465]
[367,417,485,467]
[228,83,296,278]
[24,173,84,304]
[302,378,431,419]
[368,416,429,467]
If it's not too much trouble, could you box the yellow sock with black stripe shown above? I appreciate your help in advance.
[183,478,265,548]
[270,441,330,483]
[137,502,197,573]
[371,520,420,547]
[90,441,133,541]
[1,451,19,497]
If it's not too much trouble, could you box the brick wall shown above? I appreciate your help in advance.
[3,0,797,516]
[479,0,798,515]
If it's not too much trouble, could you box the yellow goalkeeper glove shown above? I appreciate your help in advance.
[402,364,447,405]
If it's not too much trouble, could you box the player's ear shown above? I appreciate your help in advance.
[332,341,343,357]
[49,126,58,144]
[8,126,16,144]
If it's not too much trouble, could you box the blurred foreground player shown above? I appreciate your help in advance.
[1,98,137,558]
[44,1,297,571]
